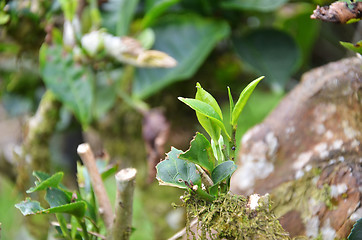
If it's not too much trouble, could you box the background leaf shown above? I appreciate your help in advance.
[221,0,288,12]
[211,161,237,186]
[40,44,94,127]
[179,132,216,174]
[142,0,180,28]
[156,147,201,189]
[93,69,123,120]
[133,14,230,99]
[101,0,139,36]
[233,29,301,91]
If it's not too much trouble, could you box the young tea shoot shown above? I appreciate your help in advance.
[156,76,264,201]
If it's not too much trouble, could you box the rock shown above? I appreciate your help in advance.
[231,57,362,239]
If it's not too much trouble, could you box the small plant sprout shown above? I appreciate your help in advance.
[156,76,264,201]
[157,77,293,239]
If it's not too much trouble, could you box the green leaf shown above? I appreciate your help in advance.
[0,12,10,25]
[211,161,237,186]
[33,171,51,181]
[179,132,216,174]
[231,76,263,126]
[275,8,320,66]
[45,188,72,208]
[142,0,180,28]
[227,86,234,124]
[137,28,156,50]
[195,83,223,141]
[179,97,231,140]
[16,199,87,218]
[59,0,78,21]
[56,213,72,239]
[93,70,122,120]
[40,44,94,127]
[233,29,301,91]
[348,218,362,240]
[15,199,44,216]
[133,14,230,99]
[195,83,222,118]
[27,172,64,193]
[340,41,362,54]
[221,0,288,12]
[156,147,201,189]
[101,0,139,36]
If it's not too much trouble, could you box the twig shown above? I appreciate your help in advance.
[77,143,113,230]
[111,168,137,240]
[168,219,198,240]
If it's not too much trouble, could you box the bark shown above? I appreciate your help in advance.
[311,2,362,24]
[77,143,114,230]
[231,57,362,239]
[112,168,137,240]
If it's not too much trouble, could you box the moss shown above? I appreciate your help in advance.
[182,193,290,240]
[271,168,335,221]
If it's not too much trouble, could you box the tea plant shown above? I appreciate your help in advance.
[156,77,263,201]
[155,77,292,239]
[14,151,132,240]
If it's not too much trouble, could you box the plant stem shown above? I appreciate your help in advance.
[230,126,237,161]
[194,187,215,202]
[111,168,137,240]
[195,165,213,188]
[214,141,223,164]
[77,143,113,230]
[77,217,90,240]
[168,219,198,240]
[56,213,72,240]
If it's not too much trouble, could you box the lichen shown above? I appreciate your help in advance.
[182,193,290,239]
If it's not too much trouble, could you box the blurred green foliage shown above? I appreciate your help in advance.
[0,0,360,239]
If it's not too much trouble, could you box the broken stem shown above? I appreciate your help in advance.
[77,143,113,230]
[111,168,137,240]
[168,219,198,240]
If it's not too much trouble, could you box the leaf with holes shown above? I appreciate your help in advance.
[15,199,87,218]
[156,147,201,189]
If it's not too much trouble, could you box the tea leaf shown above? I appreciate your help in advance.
[211,161,237,186]
[231,76,263,126]
[180,132,216,174]
[156,147,201,189]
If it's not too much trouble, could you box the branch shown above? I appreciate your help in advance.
[111,168,137,240]
[168,219,198,240]
[311,1,362,24]
[77,143,113,230]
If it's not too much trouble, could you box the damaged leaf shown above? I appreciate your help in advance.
[15,199,87,218]
[156,147,201,189]
[179,132,216,174]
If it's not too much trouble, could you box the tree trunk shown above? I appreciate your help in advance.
[231,57,362,239]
